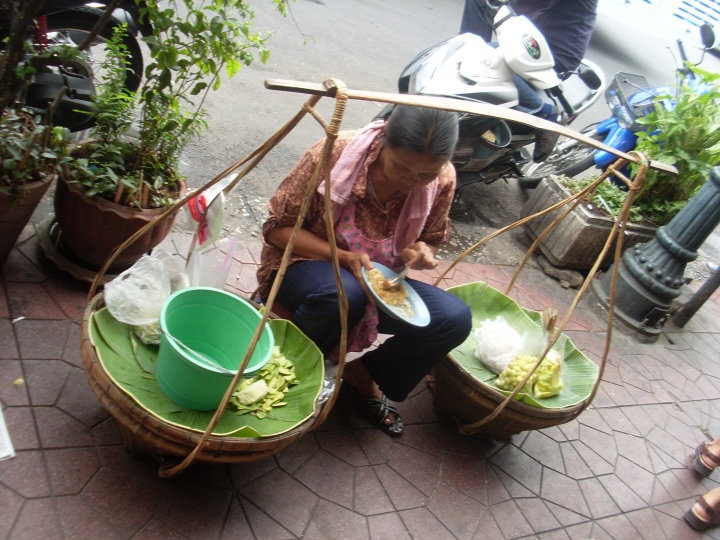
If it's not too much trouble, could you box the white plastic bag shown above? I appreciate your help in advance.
[184,173,236,251]
[472,316,525,374]
[186,238,238,289]
[104,250,189,344]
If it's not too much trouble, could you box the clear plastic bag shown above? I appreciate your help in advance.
[104,250,189,344]
[186,238,238,289]
[184,173,237,251]
[472,316,525,374]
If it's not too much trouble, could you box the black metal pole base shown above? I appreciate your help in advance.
[592,167,720,340]
[592,269,669,340]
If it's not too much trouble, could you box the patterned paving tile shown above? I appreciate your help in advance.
[539,468,590,517]
[427,483,486,539]
[6,282,66,320]
[374,464,428,511]
[22,359,72,406]
[576,424,617,465]
[519,430,566,473]
[440,452,489,503]
[0,484,24,538]
[489,444,543,495]
[0,360,26,406]
[294,450,355,509]
[613,431,652,470]
[155,481,234,537]
[494,467,537,499]
[305,499,371,540]
[46,446,100,496]
[238,497,295,539]
[33,406,94,448]
[43,277,89,322]
[592,512,641,540]
[514,497,563,535]
[614,456,657,503]
[2,229,720,538]
[489,499,535,539]
[56,495,125,539]
[353,466,394,516]
[0,449,51,497]
[399,507,456,540]
[0,321,19,358]
[315,429,370,466]
[387,444,442,497]
[3,406,39,452]
[14,319,73,360]
[578,477,620,519]
[545,500,590,528]
[10,497,63,539]
[558,440,595,480]
[4,242,50,284]
[367,512,411,540]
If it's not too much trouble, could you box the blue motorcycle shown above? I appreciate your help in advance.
[520,23,717,188]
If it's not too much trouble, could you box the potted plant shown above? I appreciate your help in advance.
[0,1,72,268]
[52,0,286,272]
[523,67,720,271]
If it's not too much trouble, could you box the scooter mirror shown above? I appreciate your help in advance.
[700,23,716,50]
[578,65,603,91]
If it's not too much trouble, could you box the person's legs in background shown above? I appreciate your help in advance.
[513,74,560,162]
[686,437,720,531]
[460,0,495,41]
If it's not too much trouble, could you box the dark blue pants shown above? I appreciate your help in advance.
[277,261,472,401]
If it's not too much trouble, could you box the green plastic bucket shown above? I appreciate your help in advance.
[157,287,274,411]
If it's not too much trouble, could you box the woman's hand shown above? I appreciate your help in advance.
[400,242,439,270]
[339,251,376,305]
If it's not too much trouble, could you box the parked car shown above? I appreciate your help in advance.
[597,0,719,52]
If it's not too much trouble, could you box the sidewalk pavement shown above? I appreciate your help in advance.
[1,226,720,540]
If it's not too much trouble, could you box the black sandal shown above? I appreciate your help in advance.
[362,394,404,437]
[689,441,720,477]
[685,495,720,531]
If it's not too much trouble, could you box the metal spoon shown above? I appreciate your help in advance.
[382,266,409,290]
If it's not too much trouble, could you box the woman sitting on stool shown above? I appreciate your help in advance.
[255,105,472,437]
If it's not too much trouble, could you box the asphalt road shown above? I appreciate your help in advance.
[31,0,718,281]
[174,0,719,279]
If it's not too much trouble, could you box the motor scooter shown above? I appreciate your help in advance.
[521,23,718,187]
[0,1,151,132]
[377,0,605,197]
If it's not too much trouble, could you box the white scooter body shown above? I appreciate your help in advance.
[494,5,560,90]
[391,3,605,188]
[398,5,601,118]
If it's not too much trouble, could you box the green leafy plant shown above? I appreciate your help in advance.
[559,176,651,224]
[631,66,720,224]
[63,0,288,209]
[0,2,71,202]
[0,109,70,202]
[561,67,720,227]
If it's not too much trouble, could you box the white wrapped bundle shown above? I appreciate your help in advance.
[472,316,524,374]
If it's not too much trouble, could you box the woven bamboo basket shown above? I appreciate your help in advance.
[78,78,673,472]
[432,355,587,440]
[81,294,322,464]
[423,149,657,438]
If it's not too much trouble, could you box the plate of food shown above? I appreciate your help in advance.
[362,262,430,327]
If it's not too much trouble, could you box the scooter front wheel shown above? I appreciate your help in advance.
[519,124,602,189]
[46,6,144,93]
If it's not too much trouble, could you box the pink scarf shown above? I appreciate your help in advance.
[318,120,439,256]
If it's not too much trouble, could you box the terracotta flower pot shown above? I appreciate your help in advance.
[0,175,54,268]
[53,176,184,271]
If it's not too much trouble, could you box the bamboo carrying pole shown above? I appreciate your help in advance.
[85,79,675,473]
